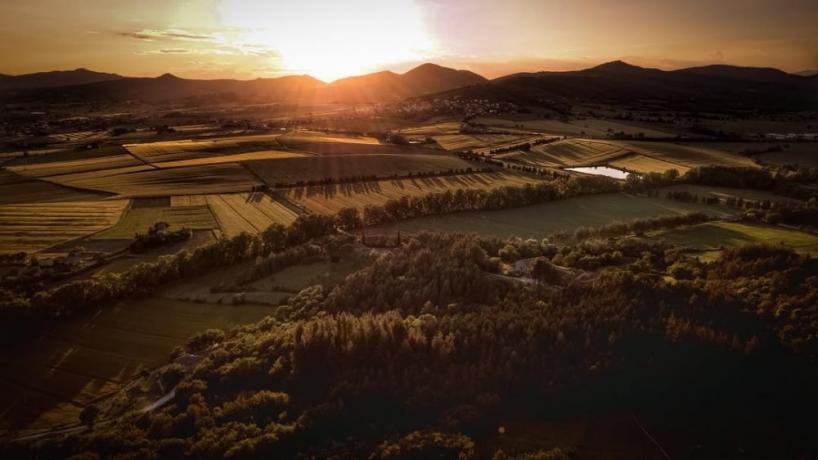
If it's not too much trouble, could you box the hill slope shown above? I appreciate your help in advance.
[431,61,818,112]
[0,68,123,90]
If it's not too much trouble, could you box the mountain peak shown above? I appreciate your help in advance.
[590,60,644,72]
[157,73,181,80]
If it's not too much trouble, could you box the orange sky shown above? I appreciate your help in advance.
[2,0,817,81]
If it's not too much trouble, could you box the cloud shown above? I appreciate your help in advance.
[119,29,216,42]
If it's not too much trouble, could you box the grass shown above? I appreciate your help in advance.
[245,153,473,185]
[172,193,299,237]
[249,254,369,292]
[652,221,818,257]
[0,200,129,253]
[0,297,275,430]
[0,171,109,205]
[45,163,262,197]
[282,172,542,215]
[94,205,217,239]
[370,192,736,239]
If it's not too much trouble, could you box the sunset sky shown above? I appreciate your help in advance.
[2,0,817,81]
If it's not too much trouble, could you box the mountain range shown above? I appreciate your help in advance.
[2,61,816,111]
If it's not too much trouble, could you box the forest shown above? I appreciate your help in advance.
[4,229,817,458]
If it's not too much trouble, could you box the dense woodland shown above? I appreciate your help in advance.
[4,231,817,459]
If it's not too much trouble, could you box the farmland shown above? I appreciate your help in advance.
[95,204,217,239]
[473,116,680,138]
[44,163,262,197]
[171,192,299,236]
[0,171,108,205]
[0,297,275,430]
[123,133,285,164]
[281,172,542,215]
[0,200,129,254]
[245,153,474,185]
[370,192,736,239]
[652,221,818,257]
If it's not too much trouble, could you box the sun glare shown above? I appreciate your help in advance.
[218,0,434,81]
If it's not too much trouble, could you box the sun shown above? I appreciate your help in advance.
[218,0,435,81]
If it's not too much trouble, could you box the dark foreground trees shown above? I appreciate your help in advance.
[6,233,818,459]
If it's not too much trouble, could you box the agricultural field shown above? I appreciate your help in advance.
[659,184,799,204]
[370,192,736,239]
[6,152,143,178]
[282,172,542,215]
[517,139,628,168]
[124,133,284,164]
[613,141,758,169]
[153,150,305,169]
[0,170,108,205]
[245,153,474,185]
[434,134,535,151]
[44,163,262,197]
[171,192,299,237]
[0,200,129,254]
[94,204,218,239]
[0,297,275,430]
[162,252,369,306]
[652,221,818,257]
[753,143,818,167]
[473,116,680,138]
[277,131,421,155]
[608,153,692,174]
[398,121,462,136]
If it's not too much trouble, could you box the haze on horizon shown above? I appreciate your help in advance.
[2,0,817,82]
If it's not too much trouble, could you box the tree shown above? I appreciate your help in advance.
[531,258,561,284]
[80,404,100,428]
[335,207,363,231]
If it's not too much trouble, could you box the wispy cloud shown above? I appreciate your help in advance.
[119,29,216,42]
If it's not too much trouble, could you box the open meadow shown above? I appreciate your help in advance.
[95,204,218,239]
[370,192,736,239]
[652,221,818,257]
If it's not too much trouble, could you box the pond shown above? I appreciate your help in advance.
[565,166,630,180]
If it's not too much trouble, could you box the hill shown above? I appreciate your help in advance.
[430,61,818,112]
[2,63,487,104]
[0,68,122,90]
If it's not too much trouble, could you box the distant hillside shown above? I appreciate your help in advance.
[0,68,122,90]
[323,63,487,102]
[430,60,818,112]
[3,62,815,111]
[796,70,818,77]
[2,63,487,104]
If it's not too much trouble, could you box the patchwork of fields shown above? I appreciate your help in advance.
[282,172,542,215]
[172,192,299,236]
[0,200,129,253]
[473,116,680,138]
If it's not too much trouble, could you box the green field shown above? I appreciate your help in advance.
[95,205,218,239]
[652,221,818,257]
[0,297,275,430]
[370,192,736,239]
